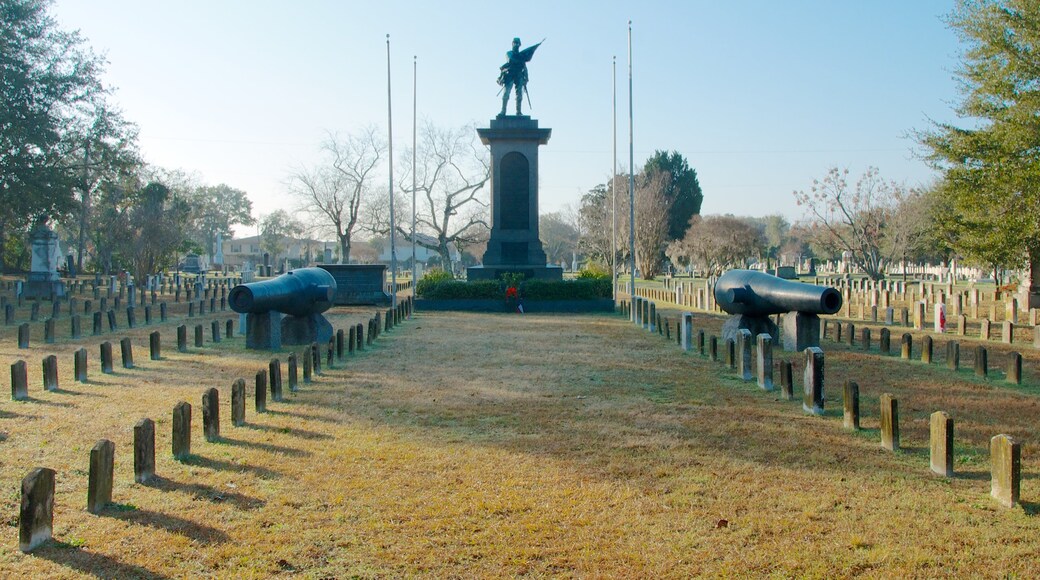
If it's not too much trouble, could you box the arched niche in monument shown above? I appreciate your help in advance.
[500,152,530,231]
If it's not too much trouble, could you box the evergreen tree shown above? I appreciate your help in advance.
[918,0,1040,294]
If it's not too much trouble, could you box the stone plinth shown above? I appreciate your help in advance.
[318,264,390,305]
[469,116,561,282]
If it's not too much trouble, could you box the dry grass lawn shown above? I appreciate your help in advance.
[0,304,1037,577]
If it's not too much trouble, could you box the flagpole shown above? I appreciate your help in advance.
[387,34,397,309]
[411,55,418,301]
[611,55,617,303]
[627,21,636,306]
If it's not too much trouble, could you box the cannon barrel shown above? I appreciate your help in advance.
[228,267,337,317]
[714,270,842,316]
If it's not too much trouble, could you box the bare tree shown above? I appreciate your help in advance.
[288,127,385,263]
[793,167,907,280]
[399,123,490,270]
[616,172,671,279]
[667,215,765,277]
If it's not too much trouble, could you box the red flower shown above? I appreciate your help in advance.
[505,286,518,299]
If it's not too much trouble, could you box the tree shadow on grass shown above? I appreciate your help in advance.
[104,505,230,544]
[954,470,990,482]
[31,541,170,579]
[180,454,282,480]
[142,475,265,510]
[242,422,334,441]
[215,436,311,458]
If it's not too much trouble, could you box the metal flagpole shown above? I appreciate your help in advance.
[411,55,418,300]
[611,55,617,303]
[387,34,397,309]
[627,21,636,305]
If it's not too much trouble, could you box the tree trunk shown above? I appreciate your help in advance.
[339,235,351,264]
[438,238,452,271]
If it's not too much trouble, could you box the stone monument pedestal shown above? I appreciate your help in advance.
[468,116,561,282]
[782,312,822,351]
[23,221,65,300]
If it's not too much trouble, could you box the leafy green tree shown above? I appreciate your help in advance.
[642,150,703,241]
[187,184,255,257]
[260,210,302,261]
[1,0,138,272]
[917,0,1040,294]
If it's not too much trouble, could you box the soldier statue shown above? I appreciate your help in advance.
[498,37,543,116]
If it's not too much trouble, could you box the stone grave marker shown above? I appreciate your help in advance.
[177,325,187,352]
[756,334,774,391]
[19,467,56,553]
[172,401,191,460]
[134,418,155,483]
[194,324,204,348]
[149,331,161,361]
[930,412,953,477]
[900,333,912,360]
[74,348,87,383]
[100,342,113,374]
[946,341,960,371]
[922,336,933,364]
[779,360,794,401]
[288,352,298,392]
[990,434,1021,508]
[87,439,115,513]
[119,337,134,369]
[803,347,825,415]
[975,346,988,378]
[42,355,58,391]
[255,370,267,413]
[736,330,753,381]
[269,359,283,402]
[1007,352,1022,385]
[202,388,220,442]
[231,378,246,426]
[17,323,29,349]
[880,393,899,451]
[11,360,28,401]
[843,380,860,430]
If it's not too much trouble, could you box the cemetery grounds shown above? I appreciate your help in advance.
[0,282,1037,577]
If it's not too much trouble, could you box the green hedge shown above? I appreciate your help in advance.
[417,278,612,300]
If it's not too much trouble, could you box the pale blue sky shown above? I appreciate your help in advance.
[52,1,962,233]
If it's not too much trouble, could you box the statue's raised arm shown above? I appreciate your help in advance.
[497,37,543,117]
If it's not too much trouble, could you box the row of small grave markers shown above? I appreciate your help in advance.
[16,299,415,553]
[620,297,1025,511]
[821,319,1026,385]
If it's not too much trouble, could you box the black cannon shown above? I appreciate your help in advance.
[229,268,338,350]
[714,270,842,317]
[713,269,842,351]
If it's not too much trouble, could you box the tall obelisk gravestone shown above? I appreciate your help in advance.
[467,116,562,281]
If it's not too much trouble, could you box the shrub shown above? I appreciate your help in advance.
[577,263,611,280]
[415,269,455,296]
[418,280,501,299]
[522,279,612,300]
